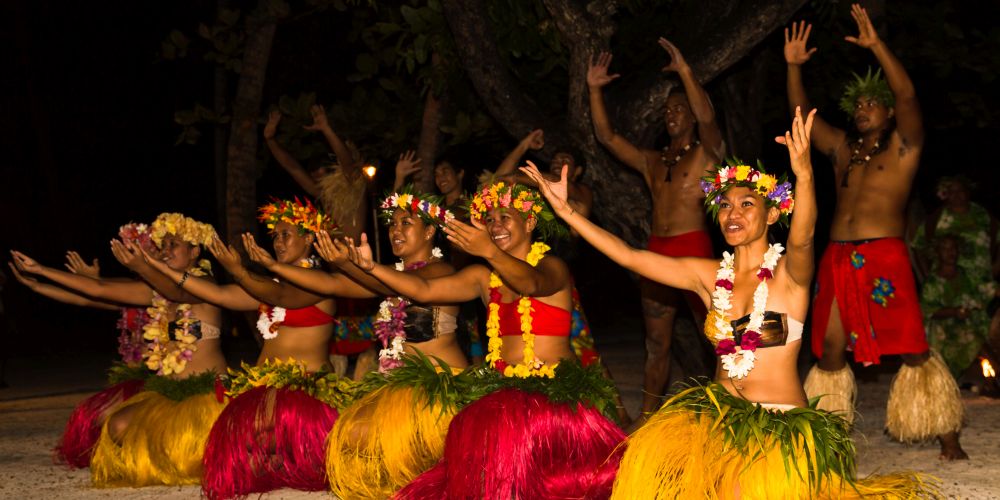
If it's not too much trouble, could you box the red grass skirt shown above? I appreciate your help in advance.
[55,379,145,468]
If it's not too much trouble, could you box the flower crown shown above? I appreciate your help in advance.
[469,181,567,241]
[150,213,216,248]
[257,197,337,235]
[379,185,455,227]
[118,222,158,254]
[700,161,795,226]
[839,67,895,117]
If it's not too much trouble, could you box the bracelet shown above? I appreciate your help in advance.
[177,271,190,288]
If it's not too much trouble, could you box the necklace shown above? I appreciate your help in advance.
[376,248,443,372]
[661,140,699,181]
[843,137,882,187]
[709,243,783,381]
[142,262,209,376]
[485,242,556,378]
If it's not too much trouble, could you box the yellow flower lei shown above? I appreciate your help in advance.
[142,263,209,376]
[485,242,557,378]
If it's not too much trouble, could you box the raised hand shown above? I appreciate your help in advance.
[303,104,331,132]
[10,250,44,275]
[395,150,422,182]
[264,109,282,140]
[520,161,571,216]
[314,230,351,266]
[208,236,244,273]
[65,251,100,277]
[784,21,817,65]
[345,234,376,272]
[775,106,816,177]
[587,52,620,89]
[8,262,39,289]
[242,233,277,270]
[521,129,545,150]
[443,218,498,260]
[844,3,880,49]
[658,38,689,73]
[110,239,147,272]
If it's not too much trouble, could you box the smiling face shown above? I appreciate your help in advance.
[485,208,535,253]
[434,162,464,196]
[160,235,200,272]
[853,96,893,134]
[664,93,694,138]
[716,187,779,247]
[388,208,435,260]
[270,221,314,264]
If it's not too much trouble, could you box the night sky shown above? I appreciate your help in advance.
[2,0,997,358]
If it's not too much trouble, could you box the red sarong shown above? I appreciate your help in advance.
[646,231,714,317]
[811,238,928,365]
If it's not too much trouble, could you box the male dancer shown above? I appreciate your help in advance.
[786,5,966,459]
[588,38,723,418]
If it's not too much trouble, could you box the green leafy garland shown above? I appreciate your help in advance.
[107,362,152,385]
[225,359,360,410]
[143,371,218,402]
[663,383,858,491]
[838,67,895,116]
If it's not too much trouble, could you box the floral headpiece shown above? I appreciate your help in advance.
[257,197,337,235]
[118,222,158,254]
[379,185,455,227]
[150,213,216,248]
[700,161,795,226]
[839,67,895,117]
[469,181,567,241]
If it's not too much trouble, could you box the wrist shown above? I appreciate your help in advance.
[177,271,191,288]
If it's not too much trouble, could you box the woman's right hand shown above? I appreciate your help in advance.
[7,262,39,289]
[242,233,278,270]
[10,250,44,275]
[64,251,100,278]
[208,236,244,273]
[110,239,148,272]
[775,106,816,177]
[314,230,350,266]
[345,234,376,272]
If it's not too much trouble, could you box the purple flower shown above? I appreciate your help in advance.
[767,182,792,201]
[715,339,737,355]
[741,330,762,351]
[714,279,733,290]
[700,180,714,194]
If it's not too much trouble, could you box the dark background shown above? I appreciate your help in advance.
[1,0,998,363]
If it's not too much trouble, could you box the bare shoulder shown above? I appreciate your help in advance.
[415,260,457,279]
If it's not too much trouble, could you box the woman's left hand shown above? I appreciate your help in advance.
[776,106,816,177]
[443,218,498,259]
[208,235,244,272]
[242,233,277,270]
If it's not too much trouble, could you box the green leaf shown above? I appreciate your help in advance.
[400,5,427,32]
[355,53,379,76]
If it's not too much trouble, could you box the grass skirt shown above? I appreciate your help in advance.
[90,372,223,486]
[55,378,146,468]
[395,360,626,500]
[326,363,461,499]
[611,384,939,499]
[201,362,348,500]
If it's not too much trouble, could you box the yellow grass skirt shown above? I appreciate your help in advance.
[90,377,225,487]
[325,365,461,500]
[611,384,939,500]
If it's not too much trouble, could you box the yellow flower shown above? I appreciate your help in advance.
[756,174,777,194]
[735,165,751,181]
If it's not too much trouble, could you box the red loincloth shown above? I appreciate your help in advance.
[646,231,714,317]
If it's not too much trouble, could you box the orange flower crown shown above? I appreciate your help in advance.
[257,197,337,235]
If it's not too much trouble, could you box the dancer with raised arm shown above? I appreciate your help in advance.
[588,38,723,420]
[343,182,625,499]
[785,4,966,459]
[525,108,933,497]
[141,199,347,499]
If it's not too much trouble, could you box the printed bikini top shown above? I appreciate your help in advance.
[402,305,458,343]
[497,298,571,337]
[705,310,804,348]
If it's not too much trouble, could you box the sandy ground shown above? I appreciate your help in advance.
[1,320,998,499]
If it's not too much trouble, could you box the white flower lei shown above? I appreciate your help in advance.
[380,248,441,370]
[712,243,783,380]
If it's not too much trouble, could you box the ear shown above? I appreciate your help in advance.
[766,206,781,226]
[525,214,538,233]
[424,224,436,240]
[887,107,895,118]
[190,245,202,259]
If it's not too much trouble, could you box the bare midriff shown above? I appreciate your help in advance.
[405,333,468,369]
[500,335,576,368]
[646,147,712,238]
[258,324,334,372]
[715,344,807,407]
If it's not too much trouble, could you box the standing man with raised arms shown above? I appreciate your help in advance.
[588,38,724,421]
[786,4,966,459]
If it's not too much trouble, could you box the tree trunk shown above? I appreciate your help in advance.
[225,3,276,245]
[415,54,446,193]
[718,49,771,161]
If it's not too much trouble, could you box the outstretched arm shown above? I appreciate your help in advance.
[392,150,422,191]
[142,246,258,311]
[845,4,922,149]
[520,162,708,295]
[348,234,486,304]
[784,21,847,160]
[7,262,119,310]
[659,38,723,160]
[497,129,544,178]
[209,235,327,309]
[264,109,320,197]
[587,52,649,174]
[312,231,393,296]
[10,250,152,306]
[243,232,377,299]
[777,107,818,289]
[110,240,204,303]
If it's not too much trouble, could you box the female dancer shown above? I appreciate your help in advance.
[525,108,931,497]
[141,198,345,500]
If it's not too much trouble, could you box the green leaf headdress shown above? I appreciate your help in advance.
[839,67,895,116]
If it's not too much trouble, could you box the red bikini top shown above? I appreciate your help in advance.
[497,298,571,337]
[262,304,335,327]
